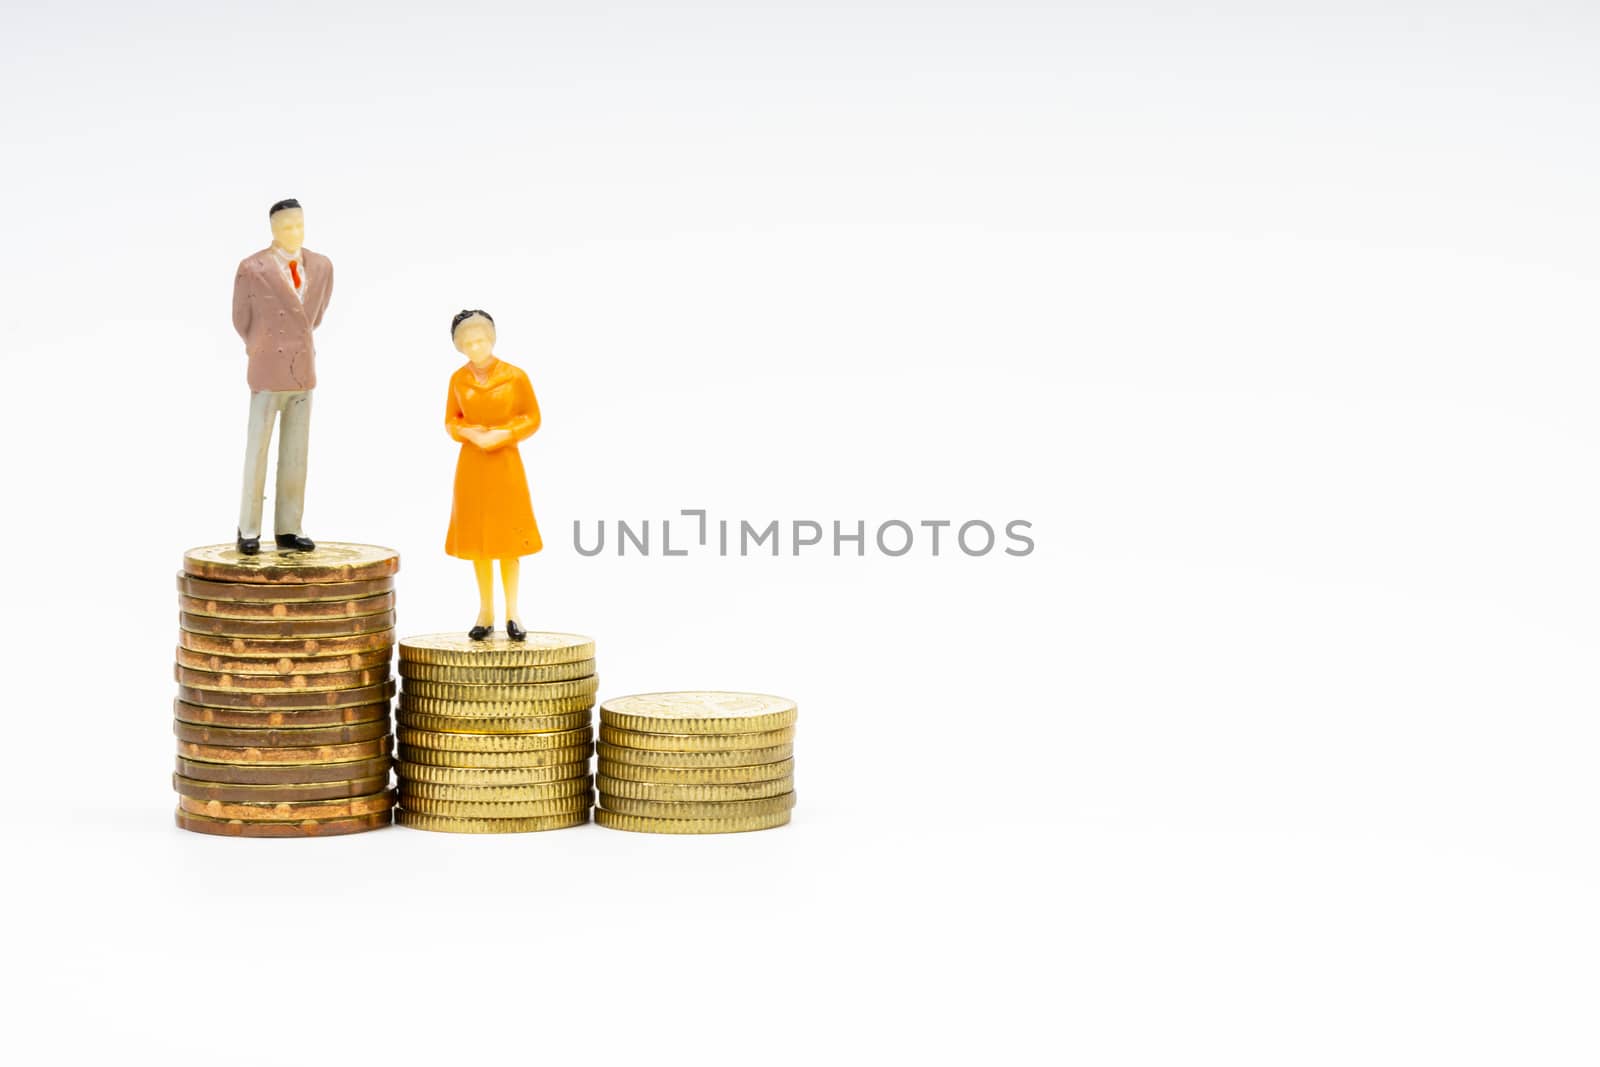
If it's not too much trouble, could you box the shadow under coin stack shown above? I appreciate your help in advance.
[394,632,598,833]
[172,543,400,837]
[596,692,798,834]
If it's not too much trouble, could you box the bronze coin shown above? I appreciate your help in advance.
[182,543,400,584]
[175,808,393,837]
[397,776,593,803]
[595,741,793,768]
[173,698,391,729]
[177,790,395,821]
[396,725,591,752]
[174,664,390,692]
[394,760,590,787]
[175,680,396,710]
[176,754,393,784]
[597,756,795,785]
[178,629,396,658]
[174,646,391,676]
[179,611,397,638]
[396,741,593,769]
[177,572,395,603]
[397,658,597,684]
[178,591,395,620]
[598,724,796,751]
[173,773,391,803]
[173,718,390,747]
[395,707,590,735]
[177,736,392,765]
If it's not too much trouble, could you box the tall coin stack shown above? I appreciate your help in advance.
[596,692,798,834]
[394,632,598,833]
[172,543,400,838]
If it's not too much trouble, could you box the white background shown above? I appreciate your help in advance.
[2,1,1596,1062]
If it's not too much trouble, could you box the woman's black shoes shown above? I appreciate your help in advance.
[468,619,524,640]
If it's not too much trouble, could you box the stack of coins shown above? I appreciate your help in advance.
[172,543,400,838]
[394,632,598,833]
[596,692,798,834]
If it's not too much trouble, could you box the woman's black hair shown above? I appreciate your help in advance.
[451,309,494,338]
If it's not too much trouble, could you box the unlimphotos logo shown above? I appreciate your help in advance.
[574,511,1034,558]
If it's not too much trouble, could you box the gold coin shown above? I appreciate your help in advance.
[395,760,588,786]
[180,611,397,638]
[173,698,390,730]
[398,658,596,684]
[178,790,394,821]
[597,724,795,752]
[595,774,794,802]
[178,629,395,658]
[400,793,592,819]
[400,677,598,703]
[178,591,395,620]
[594,808,790,834]
[397,631,594,667]
[176,754,392,785]
[175,679,396,710]
[397,726,591,753]
[397,693,595,718]
[397,742,592,769]
[175,664,390,692]
[178,736,393,766]
[598,791,795,819]
[177,572,394,603]
[176,808,392,837]
[174,646,391,676]
[596,741,792,768]
[399,776,592,803]
[183,542,400,584]
[397,809,588,834]
[599,691,798,734]
[173,773,391,803]
[396,708,590,735]
[173,718,389,747]
[597,757,794,785]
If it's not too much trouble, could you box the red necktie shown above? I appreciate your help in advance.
[288,259,302,289]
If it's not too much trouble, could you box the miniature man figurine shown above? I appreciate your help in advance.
[230,198,334,555]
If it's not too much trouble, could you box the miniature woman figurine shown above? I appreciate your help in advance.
[444,309,543,640]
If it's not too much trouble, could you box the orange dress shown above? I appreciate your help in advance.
[444,360,543,560]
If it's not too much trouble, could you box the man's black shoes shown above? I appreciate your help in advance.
[276,534,316,552]
[237,531,260,556]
